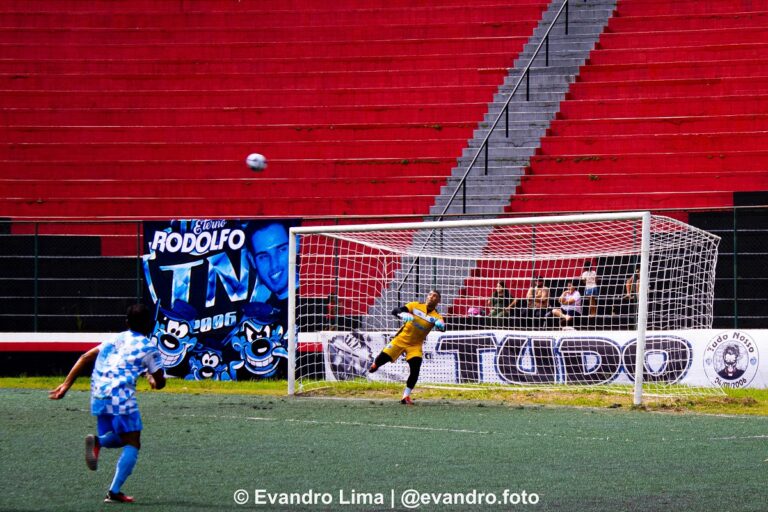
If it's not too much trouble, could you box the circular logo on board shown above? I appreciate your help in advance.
[704,331,759,388]
[327,331,373,381]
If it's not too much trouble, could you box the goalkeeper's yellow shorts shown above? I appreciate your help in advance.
[382,338,423,362]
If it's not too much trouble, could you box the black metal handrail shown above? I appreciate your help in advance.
[395,0,572,296]
[441,0,571,216]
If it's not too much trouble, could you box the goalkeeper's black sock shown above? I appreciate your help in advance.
[370,353,392,372]
[406,357,422,389]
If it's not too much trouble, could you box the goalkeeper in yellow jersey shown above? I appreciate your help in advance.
[368,289,445,405]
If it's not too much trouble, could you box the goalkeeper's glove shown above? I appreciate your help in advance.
[434,319,446,331]
[398,312,414,322]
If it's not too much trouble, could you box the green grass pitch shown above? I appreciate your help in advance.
[1,386,767,511]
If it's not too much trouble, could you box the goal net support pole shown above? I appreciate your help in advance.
[633,212,651,406]
[287,228,298,397]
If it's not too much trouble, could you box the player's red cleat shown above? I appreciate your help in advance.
[104,491,134,503]
[85,434,100,471]
[400,396,414,405]
[368,363,378,373]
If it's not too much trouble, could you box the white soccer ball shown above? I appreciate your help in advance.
[245,153,267,171]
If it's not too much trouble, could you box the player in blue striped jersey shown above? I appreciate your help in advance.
[50,304,166,504]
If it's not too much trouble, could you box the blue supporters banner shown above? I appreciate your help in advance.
[142,219,299,380]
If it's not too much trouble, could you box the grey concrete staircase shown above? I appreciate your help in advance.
[431,0,617,217]
[366,0,617,323]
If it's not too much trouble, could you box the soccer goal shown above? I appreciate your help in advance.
[288,212,721,404]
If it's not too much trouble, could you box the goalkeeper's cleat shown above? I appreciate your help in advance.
[104,491,134,503]
[368,363,378,373]
[85,434,100,471]
[400,396,414,406]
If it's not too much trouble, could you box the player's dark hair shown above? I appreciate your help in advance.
[126,303,154,336]
[430,289,441,300]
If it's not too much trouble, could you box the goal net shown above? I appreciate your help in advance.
[288,212,721,404]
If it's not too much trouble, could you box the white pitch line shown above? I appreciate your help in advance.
[284,418,489,435]
[163,411,487,434]
[172,412,276,422]
[709,434,768,441]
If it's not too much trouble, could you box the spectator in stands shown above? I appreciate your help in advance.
[581,261,599,317]
[613,266,641,327]
[488,281,517,318]
[552,279,582,328]
[526,275,550,319]
[624,266,640,302]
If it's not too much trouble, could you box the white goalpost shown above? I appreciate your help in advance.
[288,212,721,404]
